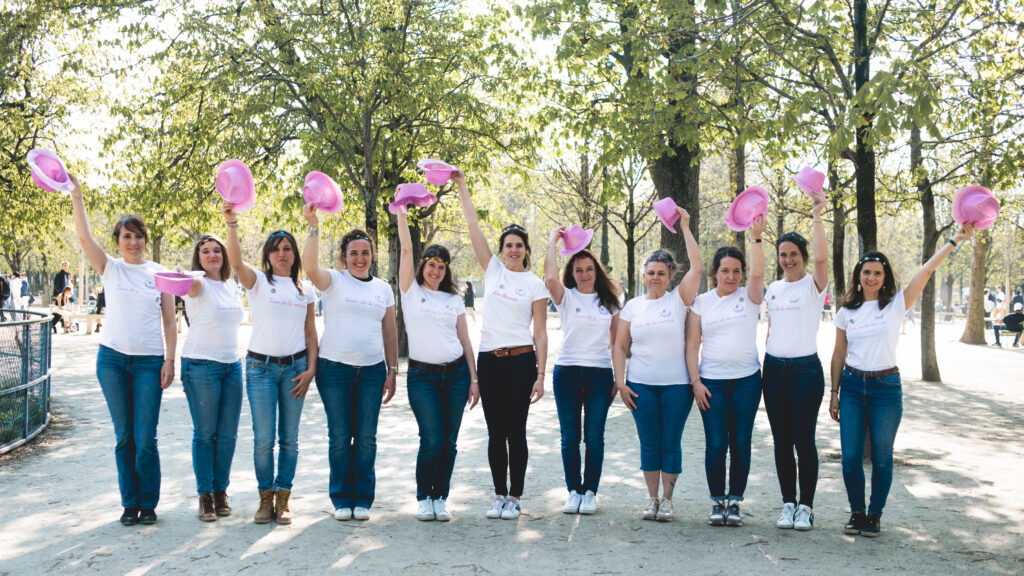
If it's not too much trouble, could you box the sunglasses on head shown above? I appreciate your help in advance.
[860,256,886,266]
[502,224,527,235]
[349,232,370,241]
[780,232,806,243]
[269,230,291,239]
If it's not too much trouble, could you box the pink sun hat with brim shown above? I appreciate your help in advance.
[417,159,460,186]
[725,186,770,232]
[26,148,75,193]
[559,225,595,257]
[653,197,681,233]
[152,270,204,297]
[388,183,438,214]
[303,171,343,213]
[794,166,826,199]
[215,160,256,213]
[952,185,999,230]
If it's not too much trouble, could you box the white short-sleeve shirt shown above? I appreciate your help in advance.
[401,280,465,365]
[691,287,761,380]
[318,269,394,366]
[246,272,316,357]
[834,291,906,371]
[619,291,689,385]
[554,288,615,369]
[100,257,168,356]
[478,255,548,352]
[183,276,245,363]
[765,274,828,358]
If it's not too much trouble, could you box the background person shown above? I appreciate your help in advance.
[993,302,1024,347]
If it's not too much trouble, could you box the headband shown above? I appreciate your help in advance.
[644,253,675,269]
[859,255,887,266]
[501,224,527,235]
[779,232,807,244]
[423,256,448,265]
[348,232,370,241]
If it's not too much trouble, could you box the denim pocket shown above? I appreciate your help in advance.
[877,373,902,387]
[246,361,269,379]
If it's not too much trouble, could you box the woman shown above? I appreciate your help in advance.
[463,280,476,321]
[457,169,548,520]
[396,208,478,522]
[544,232,621,515]
[612,208,701,522]
[68,174,176,526]
[762,195,828,531]
[224,202,318,525]
[53,286,74,333]
[302,204,398,522]
[830,223,974,537]
[685,219,766,528]
[181,234,245,521]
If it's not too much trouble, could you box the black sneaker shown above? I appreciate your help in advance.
[708,501,726,526]
[726,501,742,527]
[844,512,866,535]
[139,509,158,525]
[120,508,139,526]
[861,513,881,537]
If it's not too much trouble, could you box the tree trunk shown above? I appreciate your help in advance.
[626,181,637,299]
[911,124,941,381]
[650,145,700,285]
[775,208,785,280]
[387,216,423,358]
[829,162,846,298]
[152,236,162,264]
[960,228,991,344]
[853,0,877,253]
[733,143,746,256]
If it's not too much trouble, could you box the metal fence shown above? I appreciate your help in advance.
[0,309,52,454]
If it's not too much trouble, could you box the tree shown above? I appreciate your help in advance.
[604,155,657,297]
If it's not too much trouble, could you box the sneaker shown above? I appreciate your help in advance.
[776,502,796,529]
[433,497,451,522]
[353,506,371,521]
[417,498,435,521]
[139,509,158,525]
[656,498,674,522]
[562,491,582,514]
[844,512,866,535]
[642,497,659,520]
[861,513,881,537]
[500,498,521,519]
[579,491,597,515]
[334,507,352,521]
[709,501,727,526]
[725,501,742,527]
[486,495,506,519]
[120,508,139,526]
[794,504,814,531]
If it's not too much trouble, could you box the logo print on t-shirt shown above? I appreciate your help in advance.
[598,306,609,315]
[145,279,155,289]
[660,308,671,317]
[575,307,582,313]
[421,297,427,303]
[271,288,276,294]
[875,313,884,319]
[295,292,304,300]
[733,302,744,312]
[515,287,526,296]
[849,318,855,324]
[499,284,505,289]
[789,295,800,303]
[375,294,386,303]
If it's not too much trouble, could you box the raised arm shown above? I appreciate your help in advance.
[746,217,766,304]
[454,170,492,270]
[301,203,332,291]
[68,174,108,274]
[676,207,703,306]
[903,224,975,310]
[223,201,257,290]
[544,226,566,306]
[396,209,415,293]
[829,327,848,422]
[811,194,829,292]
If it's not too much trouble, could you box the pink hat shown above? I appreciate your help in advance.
[952,185,999,230]
[388,183,438,214]
[417,159,459,186]
[152,271,202,297]
[653,197,681,233]
[26,148,74,193]
[215,160,256,213]
[794,166,826,199]
[560,225,594,257]
[725,186,770,232]
[303,171,343,213]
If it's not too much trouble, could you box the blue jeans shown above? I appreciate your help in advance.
[407,362,471,501]
[762,354,824,507]
[182,358,243,495]
[699,371,762,501]
[629,382,693,474]
[839,369,903,516]
[316,359,386,509]
[553,365,614,493]
[246,356,307,492]
[96,345,164,509]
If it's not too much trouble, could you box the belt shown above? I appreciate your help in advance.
[247,349,308,365]
[408,356,466,375]
[845,365,899,379]
[488,345,534,358]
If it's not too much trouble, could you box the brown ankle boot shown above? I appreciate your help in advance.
[275,490,293,525]
[198,493,216,522]
[213,491,232,517]
[254,491,275,524]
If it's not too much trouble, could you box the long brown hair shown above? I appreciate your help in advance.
[841,251,898,311]
[562,249,621,313]
[190,234,232,281]
[260,230,303,294]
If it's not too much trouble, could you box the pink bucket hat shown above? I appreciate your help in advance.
[952,185,999,230]
[303,171,343,213]
[725,186,770,232]
[560,225,594,257]
[215,160,256,213]
[26,148,75,193]
[152,271,203,297]
[794,166,826,199]
[389,183,438,214]
[653,197,681,233]
[417,159,460,186]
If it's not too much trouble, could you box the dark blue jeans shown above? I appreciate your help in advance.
[699,371,762,501]
[246,356,307,492]
[316,359,386,509]
[407,362,471,501]
[96,345,164,510]
[762,354,825,507]
[839,368,903,516]
[630,382,693,474]
[553,365,614,493]
[182,358,243,495]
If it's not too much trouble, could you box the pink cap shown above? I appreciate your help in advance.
[389,182,438,214]
[152,271,202,297]
[794,166,826,199]
[26,148,74,193]
[417,159,459,186]
[952,185,999,230]
[215,160,256,212]
[653,197,681,233]
[559,225,595,257]
[303,171,343,213]
[725,186,770,232]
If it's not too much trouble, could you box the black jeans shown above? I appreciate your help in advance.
[761,353,825,507]
[477,350,537,498]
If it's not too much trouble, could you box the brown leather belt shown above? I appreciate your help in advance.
[408,356,466,375]
[845,365,899,378]
[488,345,534,358]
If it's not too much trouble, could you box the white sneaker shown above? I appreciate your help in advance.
[500,497,521,519]
[353,506,371,521]
[642,497,659,520]
[656,498,674,522]
[417,498,435,521]
[486,495,506,519]
[776,502,796,529]
[433,497,451,522]
[334,507,352,521]
[579,491,597,515]
[794,504,814,531]
[562,491,582,514]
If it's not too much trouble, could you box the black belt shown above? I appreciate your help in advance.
[408,356,466,375]
[845,365,899,378]
[247,349,308,365]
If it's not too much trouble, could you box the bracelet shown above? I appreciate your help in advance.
[226,221,238,228]
[308,226,319,238]
[830,388,839,394]
[164,358,175,363]
[752,238,762,243]
[947,238,957,248]
[388,366,398,372]
[813,218,823,223]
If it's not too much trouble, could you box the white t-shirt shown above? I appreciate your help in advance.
[554,288,615,369]
[478,255,548,352]
[183,277,245,363]
[834,291,906,371]
[319,269,394,366]
[99,257,168,356]
[401,281,465,365]
[765,274,828,358]
[246,272,315,357]
[619,291,689,385]
[691,287,761,379]
[8,277,23,303]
